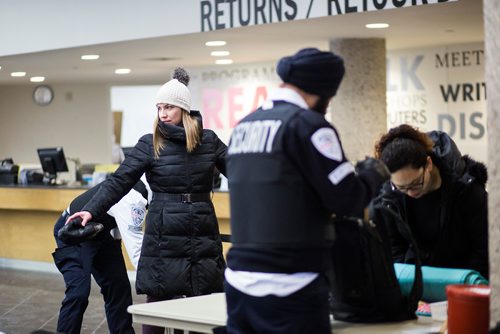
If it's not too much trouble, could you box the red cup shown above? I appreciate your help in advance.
[446,284,490,334]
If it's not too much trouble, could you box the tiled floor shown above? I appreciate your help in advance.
[0,268,146,334]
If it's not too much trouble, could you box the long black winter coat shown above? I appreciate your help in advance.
[379,131,489,278]
[83,111,227,298]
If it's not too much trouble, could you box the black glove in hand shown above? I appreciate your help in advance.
[355,157,391,197]
[57,217,104,245]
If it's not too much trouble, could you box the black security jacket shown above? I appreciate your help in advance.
[379,131,489,278]
[83,111,227,298]
[227,100,379,274]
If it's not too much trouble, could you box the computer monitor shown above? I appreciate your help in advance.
[37,147,69,185]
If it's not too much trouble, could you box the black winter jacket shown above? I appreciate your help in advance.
[378,131,489,278]
[83,111,227,298]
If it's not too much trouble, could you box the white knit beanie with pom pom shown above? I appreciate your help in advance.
[155,68,191,113]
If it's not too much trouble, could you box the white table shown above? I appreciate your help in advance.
[128,292,443,333]
[128,293,226,333]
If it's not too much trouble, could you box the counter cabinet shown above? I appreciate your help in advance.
[0,186,230,270]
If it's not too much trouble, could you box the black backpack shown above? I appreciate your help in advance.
[329,199,423,323]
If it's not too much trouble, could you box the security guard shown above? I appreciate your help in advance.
[224,48,390,333]
[52,177,149,334]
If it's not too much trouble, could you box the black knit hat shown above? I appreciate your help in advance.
[277,48,345,97]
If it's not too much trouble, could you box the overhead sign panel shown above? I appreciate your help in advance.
[199,0,457,31]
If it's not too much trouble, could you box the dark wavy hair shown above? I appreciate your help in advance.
[374,124,434,173]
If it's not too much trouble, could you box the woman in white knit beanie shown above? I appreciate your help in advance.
[153,68,200,155]
[67,67,228,334]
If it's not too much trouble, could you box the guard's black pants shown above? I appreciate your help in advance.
[52,214,134,334]
[224,275,331,334]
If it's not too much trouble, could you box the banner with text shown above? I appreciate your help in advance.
[386,42,486,162]
[189,63,282,143]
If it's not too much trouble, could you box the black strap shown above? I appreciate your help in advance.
[132,180,149,201]
[371,201,423,309]
[152,192,211,203]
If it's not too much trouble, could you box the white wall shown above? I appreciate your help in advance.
[111,86,159,148]
[0,84,112,165]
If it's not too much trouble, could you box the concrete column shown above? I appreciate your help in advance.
[329,39,387,162]
[484,0,500,327]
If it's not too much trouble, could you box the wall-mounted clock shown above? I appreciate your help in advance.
[33,85,54,106]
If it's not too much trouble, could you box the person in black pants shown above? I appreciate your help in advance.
[52,179,148,334]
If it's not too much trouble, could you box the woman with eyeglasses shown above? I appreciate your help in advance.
[374,124,489,279]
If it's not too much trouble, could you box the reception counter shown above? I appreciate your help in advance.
[0,186,230,270]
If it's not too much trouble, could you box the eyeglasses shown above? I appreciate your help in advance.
[391,167,426,193]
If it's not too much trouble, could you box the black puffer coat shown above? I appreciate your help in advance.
[83,111,227,298]
[378,131,489,278]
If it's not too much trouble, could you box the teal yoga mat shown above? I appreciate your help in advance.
[394,263,488,302]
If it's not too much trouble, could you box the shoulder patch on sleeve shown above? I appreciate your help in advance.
[311,127,343,161]
[328,162,355,185]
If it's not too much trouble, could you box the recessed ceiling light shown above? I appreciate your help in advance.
[30,76,45,82]
[211,51,231,57]
[206,41,227,47]
[215,59,233,65]
[365,23,389,29]
[115,68,131,74]
[11,72,26,77]
[0,65,2,70]
[81,54,100,60]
